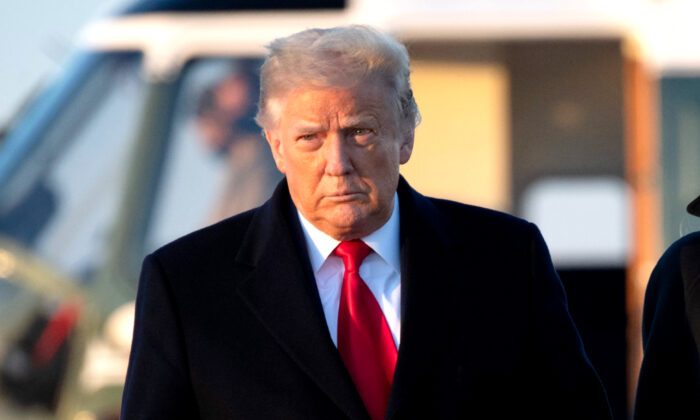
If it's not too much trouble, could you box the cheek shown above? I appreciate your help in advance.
[285,153,324,190]
[366,154,401,193]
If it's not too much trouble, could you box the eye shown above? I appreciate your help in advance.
[348,128,376,145]
[298,134,316,141]
[352,128,373,136]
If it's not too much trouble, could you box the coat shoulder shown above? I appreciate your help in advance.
[424,195,534,240]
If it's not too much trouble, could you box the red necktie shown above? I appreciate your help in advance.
[335,240,398,420]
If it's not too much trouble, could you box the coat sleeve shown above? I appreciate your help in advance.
[121,254,199,420]
[526,223,612,420]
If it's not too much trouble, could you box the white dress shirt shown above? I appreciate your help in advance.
[297,194,401,349]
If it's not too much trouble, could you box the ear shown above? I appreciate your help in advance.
[264,129,287,174]
[399,128,414,165]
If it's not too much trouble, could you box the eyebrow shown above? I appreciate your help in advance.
[289,114,379,134]
[341,114,378,128]
[290,122,324,134]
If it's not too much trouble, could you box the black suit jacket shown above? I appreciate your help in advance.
[634,231,700,419]
[121,178,611,419]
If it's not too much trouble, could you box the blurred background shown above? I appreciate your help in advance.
[0,0,699,419]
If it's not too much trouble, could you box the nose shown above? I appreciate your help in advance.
[324,131,353,176]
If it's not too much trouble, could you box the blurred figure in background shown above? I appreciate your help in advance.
[194,61,281,221]
[148,58,283,248]
[634,194,700,419]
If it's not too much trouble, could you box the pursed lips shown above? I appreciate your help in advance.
[325,190,367,201]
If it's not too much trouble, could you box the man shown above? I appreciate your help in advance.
[121,26,611,419]
[634,194,700,419]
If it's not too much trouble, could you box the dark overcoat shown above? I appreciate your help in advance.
[635,231,700,419]
[121,178,611,419]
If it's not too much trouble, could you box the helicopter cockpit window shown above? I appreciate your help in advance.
[146,57,282,251]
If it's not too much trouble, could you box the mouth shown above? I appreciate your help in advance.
[326,191,365,202]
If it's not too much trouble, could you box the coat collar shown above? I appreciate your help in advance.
[234,177,463,419]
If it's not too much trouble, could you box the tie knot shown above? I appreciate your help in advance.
[334,240,372,273]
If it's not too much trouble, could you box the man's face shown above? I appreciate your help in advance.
[265,76,414,240]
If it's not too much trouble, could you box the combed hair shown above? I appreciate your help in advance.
[255,25,420,131]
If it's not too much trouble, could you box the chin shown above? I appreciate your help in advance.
[329,219,366,237]
[326,205,384,238]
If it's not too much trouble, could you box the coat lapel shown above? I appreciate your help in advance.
[234,180,370,420]
[386,178,466,419]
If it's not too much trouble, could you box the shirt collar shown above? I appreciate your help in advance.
[297,193,401,274]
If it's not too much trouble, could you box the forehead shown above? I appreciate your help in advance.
[278,78,396,125]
